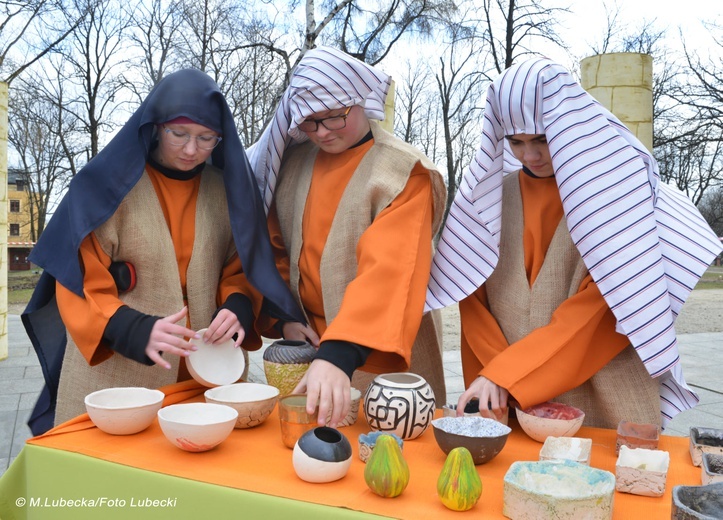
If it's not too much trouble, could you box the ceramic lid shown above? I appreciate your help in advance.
[186,329,246,387]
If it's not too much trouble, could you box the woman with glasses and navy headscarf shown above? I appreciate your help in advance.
[23,69,305,433]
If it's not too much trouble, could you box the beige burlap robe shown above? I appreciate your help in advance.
[485,172,660,429]
[55,168,248,424]
[275,120,448,405]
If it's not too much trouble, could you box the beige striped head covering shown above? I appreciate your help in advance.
[246,46,391,212]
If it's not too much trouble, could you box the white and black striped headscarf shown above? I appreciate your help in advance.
[246,46,391,212]
[426,58,723,425]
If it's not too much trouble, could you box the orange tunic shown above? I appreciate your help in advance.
[55,165,261,369]
[269,140,434,367]
[459,172,630,408]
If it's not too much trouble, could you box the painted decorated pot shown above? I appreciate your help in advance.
[358,431,404,463]
[263,340,317,397]
[363,372,436,440]
[292,427,353,483]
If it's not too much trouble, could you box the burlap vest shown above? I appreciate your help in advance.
[486,172,660,428]
[55,167,243,424]
[274,120,448,404]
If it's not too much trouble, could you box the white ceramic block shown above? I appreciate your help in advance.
[615,445,670,497]
[539,437,592,465]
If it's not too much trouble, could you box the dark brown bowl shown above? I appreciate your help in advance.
[431,416,511,465]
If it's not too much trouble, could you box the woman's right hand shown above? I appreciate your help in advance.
[145,307,200,369]
[457,375,509,420]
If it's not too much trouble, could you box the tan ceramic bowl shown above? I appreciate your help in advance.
[516,402,585,443]
[157,402,237,452]
[204,382,280,428]
[84,387,165,435]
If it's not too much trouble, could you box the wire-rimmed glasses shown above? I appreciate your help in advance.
[163,126,222,150]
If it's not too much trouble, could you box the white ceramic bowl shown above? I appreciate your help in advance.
[157,402,238,452]
[516,402,585,443]
[186,328,246,387]
[84,387,165,435]
[204,382,279,428]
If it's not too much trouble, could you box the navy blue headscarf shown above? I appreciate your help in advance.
[23,69,305,434]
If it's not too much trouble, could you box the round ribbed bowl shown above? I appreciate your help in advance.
[204,382,279,428]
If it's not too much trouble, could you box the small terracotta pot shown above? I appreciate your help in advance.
[292,427,352,483]
[616,420,660,453]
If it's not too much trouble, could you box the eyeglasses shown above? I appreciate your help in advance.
[297,107,352,133]
[162,126,223,150]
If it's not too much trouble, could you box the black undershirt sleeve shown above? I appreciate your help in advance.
[103,306,160,365]
[314,340,372,380]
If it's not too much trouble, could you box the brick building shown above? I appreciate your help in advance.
[6,169,37,270]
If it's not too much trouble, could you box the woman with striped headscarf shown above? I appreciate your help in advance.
[247,47,447,427]
[426,58,722,429]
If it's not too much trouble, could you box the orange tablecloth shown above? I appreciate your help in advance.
[27,381,701,518]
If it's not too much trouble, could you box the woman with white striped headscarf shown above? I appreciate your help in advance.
[247,47,448,427]
[427,58,722,429]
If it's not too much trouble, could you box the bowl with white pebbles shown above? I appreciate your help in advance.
[431,416,512,464]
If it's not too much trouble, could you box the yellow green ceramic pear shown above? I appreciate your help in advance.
[437,447,482,511]
[364,434,410,497]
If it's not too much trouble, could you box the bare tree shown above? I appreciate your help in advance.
[698,187,723,239]
[8,71,79,238]
[0,0,86,84]
[122,0,185,102]
[482,0,569,73]
[57,0,132,159]
[325,0,456,65]
[434,31,488,216]
[396,58,435,149]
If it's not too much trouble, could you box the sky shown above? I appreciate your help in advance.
[549,0,723,66]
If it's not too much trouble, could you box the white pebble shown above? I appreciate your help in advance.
[433,416,511,437]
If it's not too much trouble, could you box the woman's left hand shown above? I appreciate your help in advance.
[204,308,245,347]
